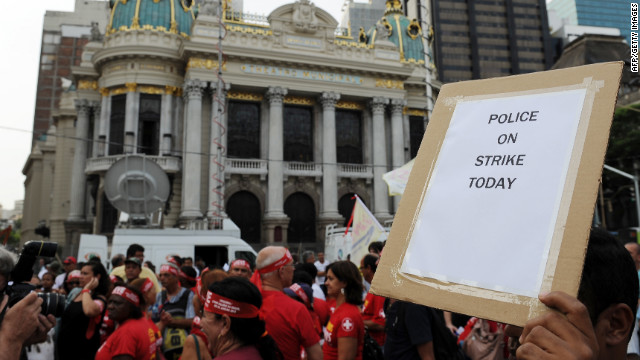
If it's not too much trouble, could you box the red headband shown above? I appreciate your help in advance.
[204,291,260,318]
[231,259,251,271]
[289,283,310,308]
[112,286,140,307]
[258,250,293,274]
[142,277,154,294]
[160,264,179,276]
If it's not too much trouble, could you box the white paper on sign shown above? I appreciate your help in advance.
[401,89,587,297]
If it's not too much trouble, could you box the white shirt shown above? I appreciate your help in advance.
[314,259,329,285]
[53,272,66,289]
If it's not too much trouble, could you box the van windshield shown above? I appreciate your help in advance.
[195,246,228,269]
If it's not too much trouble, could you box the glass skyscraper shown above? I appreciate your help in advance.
[547,0,632,44]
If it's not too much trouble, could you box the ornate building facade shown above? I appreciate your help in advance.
[23,0,430,255]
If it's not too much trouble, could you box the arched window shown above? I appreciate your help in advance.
[284,192,316,243]
[226,191,261,243]
[338,193,364,227]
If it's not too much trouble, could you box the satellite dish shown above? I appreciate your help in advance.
[104,155,170,225]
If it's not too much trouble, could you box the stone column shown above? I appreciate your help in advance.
[68,99,92,221]
[124,83,139,154]
[390,98,407,211]
[180,79,205,219]
[370,97,390,218]
[91,102,101,158]
[207,83,229,221]
[265,86,287,218]
[160,87,175,156]
[320,92,341,219]
[98,88,110,157]
[263,87,289,244]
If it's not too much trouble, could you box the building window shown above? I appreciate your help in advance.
[101,193,118,234]
[284,192,316,243]
[284,106,313,162]
[109,95,126,155]
[138,94,161,155]
[338,193,362,227]
[226,191,261,243]
[336,110,363,164]
[409,116,425,159]
[227,101,260,158]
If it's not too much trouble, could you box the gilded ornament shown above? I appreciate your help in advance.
[284,96,314,105]
[187,58,227,71]
[227,91,264,102]
[335,40,371,49]
[407,19,422,40]
[125,83,137,92]
[78,80,98,90]
[111,87,128,95]
[138,86,165,95]
[131,17,140,30]
[226,25,272,36]
[336,101,363,110]
[404,108,427,117]
[99,88,110,97]
[375,79,404,89]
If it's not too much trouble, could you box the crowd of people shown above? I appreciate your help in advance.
[0,228,639,360]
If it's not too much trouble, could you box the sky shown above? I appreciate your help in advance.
[0,0,349,211]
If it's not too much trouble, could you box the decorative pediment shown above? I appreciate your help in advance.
[268,0,338,35]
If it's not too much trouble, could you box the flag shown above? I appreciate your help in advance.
[382,159,415,196]
[350,196,385,265]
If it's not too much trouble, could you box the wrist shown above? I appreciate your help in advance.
[81,289,91,294]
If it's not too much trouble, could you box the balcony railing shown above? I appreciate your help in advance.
[225,158,268,180]
[337,163,373,182]
[85,155,181,174]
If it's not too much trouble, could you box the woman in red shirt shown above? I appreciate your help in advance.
[323,261,365,360]
[95,284,161,360]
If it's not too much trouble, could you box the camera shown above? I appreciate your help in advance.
[6,241,65,317]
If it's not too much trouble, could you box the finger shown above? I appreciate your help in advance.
[520,308,588,345]
[516,341,552,360]
[521,322,570,355]
[538,292,595,341]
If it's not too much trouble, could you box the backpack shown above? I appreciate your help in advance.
[160,289,191,360]
[362,330,384,360]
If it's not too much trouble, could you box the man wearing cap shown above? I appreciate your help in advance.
[53,256,77,294]
[153,262,195,360]
[257,246,323,360]
[124,257,143,283]
[228,259,252,279]
[111,244,161,293]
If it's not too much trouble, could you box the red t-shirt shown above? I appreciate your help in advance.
[326,297,337,315]
[95,317,160,360]
[362,292,386,346]
[322,303,364,360]
[314,297,330,326]
[260,290,321,360]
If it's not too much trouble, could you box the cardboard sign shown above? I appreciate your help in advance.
[371,62,623,326]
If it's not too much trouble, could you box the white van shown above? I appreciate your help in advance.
[79,225,257,271]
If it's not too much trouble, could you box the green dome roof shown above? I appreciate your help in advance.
[365,0,425,64]
[107,0,198,37]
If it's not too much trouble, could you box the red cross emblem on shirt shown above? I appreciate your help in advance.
[341,318,354,332]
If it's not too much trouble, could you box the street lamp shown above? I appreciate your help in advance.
[603,163,640,227]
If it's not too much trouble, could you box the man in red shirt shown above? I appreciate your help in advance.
[257,246,323,360]
[361,253,386,347]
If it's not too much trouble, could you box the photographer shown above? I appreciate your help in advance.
[0,247,56,360]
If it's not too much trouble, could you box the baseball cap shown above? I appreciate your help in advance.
[63,256,77,265]
[124,257,142,267]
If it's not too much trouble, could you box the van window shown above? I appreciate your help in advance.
[235,251,256,268]
[195,246,228,269]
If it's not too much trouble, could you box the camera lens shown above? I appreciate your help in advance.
[38,292,66,317]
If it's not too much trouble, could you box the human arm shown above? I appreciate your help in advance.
[305,342,323,360]
[444,311,457,335]
[516,291,600,360]
[23,313,56,345]
[337,336,358,360]
[81,277,104,317]
[415,341,436,360]
[363,319,385,331]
